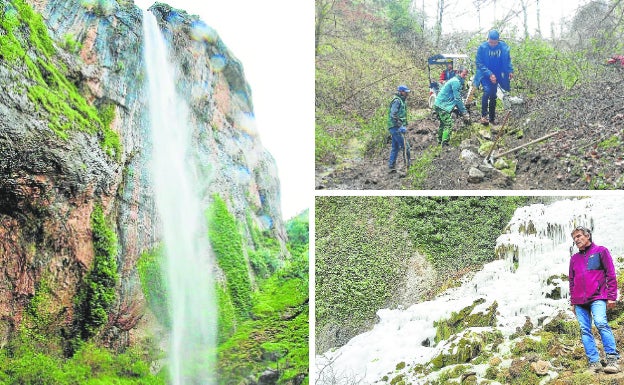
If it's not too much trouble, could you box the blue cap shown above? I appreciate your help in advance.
[397,85,410,92]
[488,30,500,40]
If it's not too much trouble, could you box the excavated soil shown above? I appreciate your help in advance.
[316,72,624,191]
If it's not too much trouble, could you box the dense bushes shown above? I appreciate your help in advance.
[401,196,529,270]
[315,0,426,164]
[315,196,410,345]
[0,343,166,384]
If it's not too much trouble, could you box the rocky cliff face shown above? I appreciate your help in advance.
[0,0,285,349]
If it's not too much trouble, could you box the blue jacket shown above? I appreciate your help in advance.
[434,75,467,114]
[473,40,514,91]
[569,242,618,305]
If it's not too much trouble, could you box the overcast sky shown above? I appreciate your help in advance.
[133,0,314,220]
[422,0,592,37]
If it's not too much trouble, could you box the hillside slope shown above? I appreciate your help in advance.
[315,0,624,190]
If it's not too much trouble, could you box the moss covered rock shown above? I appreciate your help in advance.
[434,299,497,343]
[431,329,502,370]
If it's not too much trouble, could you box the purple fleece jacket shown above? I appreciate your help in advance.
[569,242,618,305]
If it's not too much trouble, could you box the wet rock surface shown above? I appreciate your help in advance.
[1,0,286,350]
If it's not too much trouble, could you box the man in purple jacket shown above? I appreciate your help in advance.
[569,226,620,373]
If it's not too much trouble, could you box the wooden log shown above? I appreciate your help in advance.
[494,131,562,158]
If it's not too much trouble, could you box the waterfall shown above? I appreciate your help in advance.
[316,196,624,384]
[142,11,217,385]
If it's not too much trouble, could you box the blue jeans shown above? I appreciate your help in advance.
[480,78,497,121]
[575,300,619,363]
[388,127,404,168]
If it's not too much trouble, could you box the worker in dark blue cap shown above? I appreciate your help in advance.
[473,29,514,125]
[387,85,411,172]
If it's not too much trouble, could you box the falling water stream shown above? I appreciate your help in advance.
[317,197,624,384]
[143,11,217,385]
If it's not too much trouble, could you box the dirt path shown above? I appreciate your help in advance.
[315,113,524,190]
[316,103,624,191]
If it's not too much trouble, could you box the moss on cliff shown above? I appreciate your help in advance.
[1,0,121,160]
[247,213,282,279]
[434,299,498,344]
[218,211,309,384]
[74,203,119,343]
[137,246,170,328]
[20,279,64,356]
[207,195,253,320]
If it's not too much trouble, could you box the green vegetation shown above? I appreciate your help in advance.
[217,207,309,385]
[0,206,165,383]
[20,279,64,356]
[74,203,119,343]
[0,0,121,160]
[247,214,282,279]
[434,299,497,343]
[598,134,621,149]
[406,145,442,188]
[316,196,529,351]
[403,197,528,270]
[216,284,238,342]
[137,247,170,327]
[511,37,588,93]
[315,0,624,184]
[4,201,308,384]
[62,33,82,54]
[315,0,424,165]
[0,342,166,384]
[430,329,503,370]
[207,195,254,320]
[285,210,309,256]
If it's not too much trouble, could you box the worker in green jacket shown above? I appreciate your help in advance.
[434,66,471,145]
[387,85,410,171]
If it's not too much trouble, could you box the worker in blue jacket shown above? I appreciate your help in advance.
[473,30,514,125]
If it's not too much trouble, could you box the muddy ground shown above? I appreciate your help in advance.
[316,75,624,191]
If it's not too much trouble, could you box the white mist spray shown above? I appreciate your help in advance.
[142,11,217,385]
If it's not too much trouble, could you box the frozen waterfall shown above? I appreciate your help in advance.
[316,196,624,384]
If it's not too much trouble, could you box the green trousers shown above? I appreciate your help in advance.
[435,106,453,144]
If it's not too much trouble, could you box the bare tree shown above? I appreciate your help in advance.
[602,0,624,18]
[519,0,529,39]
[315,353,366,385]
[422,0,426,35]
[316,0,337,56]
[493,0,497,20]
[435,0,445,47]
[536,0,542,37]
[474,0,487,31]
